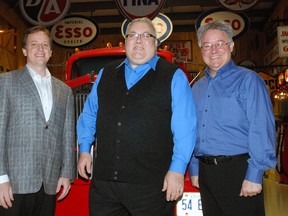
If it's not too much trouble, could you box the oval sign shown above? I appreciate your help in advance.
[121,13,173,43]
[115,0,167,20]
[51,15,99,48]
[195,8,250,40]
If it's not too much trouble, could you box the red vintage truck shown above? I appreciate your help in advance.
[55,46,202,216]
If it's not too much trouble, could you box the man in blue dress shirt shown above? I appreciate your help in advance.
[77,17,197,216]
[188,21,277,216]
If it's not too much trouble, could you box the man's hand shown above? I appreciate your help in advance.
[239,180,262,197]
[162,171,184,201]
[0,182,13,209]
[56,177,71,201]
[190,176,199,188]
[77,152,92,180]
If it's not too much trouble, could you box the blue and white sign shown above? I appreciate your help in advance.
[176,192,203,216]
[121,13,173,43]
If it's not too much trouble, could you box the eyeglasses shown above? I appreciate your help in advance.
[201,40,231,51]
[125,32,156,40]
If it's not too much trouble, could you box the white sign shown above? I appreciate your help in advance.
[176,192,203,216]
[196,8,250,40]
[277,26,288,57]
[51,15,99,48]
[115,0,166,20]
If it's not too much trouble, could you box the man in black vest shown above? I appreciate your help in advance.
[77,17,197,216]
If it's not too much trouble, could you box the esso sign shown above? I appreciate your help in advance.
[51,15,99,48]
[195,8,250,40]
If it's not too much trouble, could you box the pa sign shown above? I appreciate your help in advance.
[115,0,166,20]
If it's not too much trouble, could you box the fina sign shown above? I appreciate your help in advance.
[115,0,167,20]
[195,8,250,40]
[50,15,99,48]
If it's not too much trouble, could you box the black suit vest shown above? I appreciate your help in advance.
[95,57,178,184]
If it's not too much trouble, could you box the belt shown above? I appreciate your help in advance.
[196,153,249,165]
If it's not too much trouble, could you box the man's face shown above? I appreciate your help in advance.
[125,21,158,69]
[200,29,234,77]
[22,31,52,70]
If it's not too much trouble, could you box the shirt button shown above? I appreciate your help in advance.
[45,125,48,129]
[121,105,125,109]
[202,124,205,127]
[114,171,118,175]
[117,122,121,126]
[114,176,118,180]
[116,156,120,159]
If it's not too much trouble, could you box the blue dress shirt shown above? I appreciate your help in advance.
[188,60,277,184]
[77,54,197,174]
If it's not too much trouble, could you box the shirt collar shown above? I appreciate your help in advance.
[26,64,51,79]
[121,54,159,71]
[205,59,235,80]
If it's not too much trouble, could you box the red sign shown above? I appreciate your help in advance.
[19,0,71,26]
[195,8,250,40]
[115,0,166,21]
[51,15,99,48]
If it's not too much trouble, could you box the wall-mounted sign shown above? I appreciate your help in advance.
[217,0,258,11]
[121,13,173,43]
[115,0,166,20]
[19,0,71,26]
[195,8,250,40]
[277,26,288,57]
[50,15,99,48]
[238,59,256,68]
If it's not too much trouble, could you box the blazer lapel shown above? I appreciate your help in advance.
[18,67,46,120]
[49,77,60,121]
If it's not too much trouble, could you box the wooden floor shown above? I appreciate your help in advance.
[264,177,288,216]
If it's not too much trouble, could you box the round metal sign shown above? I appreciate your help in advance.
[121,13,173,43]
[115,0,167,20]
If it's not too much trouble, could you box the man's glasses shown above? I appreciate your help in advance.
[201,40,231,51]
[125,32,156,40]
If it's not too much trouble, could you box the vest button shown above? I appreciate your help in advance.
[117,122,121,126]
[45,125,48,129]
[114,176,118,180]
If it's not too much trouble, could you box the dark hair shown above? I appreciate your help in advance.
[22,26,52,48]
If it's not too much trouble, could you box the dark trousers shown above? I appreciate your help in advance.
[0,185,56,216]
[199,155,265,216]
[89,179,176,216]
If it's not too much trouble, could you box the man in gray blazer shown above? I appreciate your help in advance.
[0,26,75,216]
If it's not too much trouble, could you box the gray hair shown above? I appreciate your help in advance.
[126,17,157,37]
[196,21,233,47]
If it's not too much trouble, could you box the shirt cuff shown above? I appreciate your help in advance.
[245,165,265,184]
[169,159,187,175]
[0,175,9,184]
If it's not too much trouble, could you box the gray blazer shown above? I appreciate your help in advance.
[0,66,75,195]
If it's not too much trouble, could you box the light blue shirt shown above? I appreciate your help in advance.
[188,60,277,183]
[77,54,197,174]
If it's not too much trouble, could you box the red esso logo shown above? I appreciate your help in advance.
[51,16,98,48]
[55,26,93,39]
[196,9,250,40]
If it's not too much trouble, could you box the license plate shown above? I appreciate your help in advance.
[176,192,203,216]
